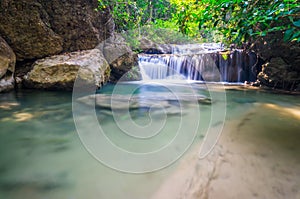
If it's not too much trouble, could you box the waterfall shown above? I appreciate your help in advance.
[138,44,259,83]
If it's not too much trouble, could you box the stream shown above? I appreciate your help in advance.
[0,81,299,199]
[0,43,299,199]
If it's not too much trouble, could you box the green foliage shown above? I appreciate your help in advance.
[98,0,198,50]
[99,0,300,45]
[170,0,300,44]
[122,25,198,51]
[98,0,175,31]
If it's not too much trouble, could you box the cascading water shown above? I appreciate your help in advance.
[138,43,259,83]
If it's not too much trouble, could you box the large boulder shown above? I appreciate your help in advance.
[40,0,113,52]
[0,0,63,60]
[257,57,300,91]
[24,49,110,90]
[0,0,113,61]
[250,27,300,91]
[102,33,140,82]
[0,36,15,92]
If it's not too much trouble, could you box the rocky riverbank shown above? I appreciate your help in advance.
[0,0,138,92]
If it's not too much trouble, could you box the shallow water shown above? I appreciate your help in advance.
[0,83,299,199]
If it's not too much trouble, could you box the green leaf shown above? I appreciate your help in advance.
[191,13,198,18]
[284,28,294,42]
[261,31,267,37]
[221,53,228,60]
[293,20,300,27]
[248,29,253,35]
[290,31,300,40]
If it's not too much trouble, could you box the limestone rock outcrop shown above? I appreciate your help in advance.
[0,0,113,61]
[24,49,110,90]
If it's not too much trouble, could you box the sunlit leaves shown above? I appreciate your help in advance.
[169,0,300,45]
[98,0,300,44]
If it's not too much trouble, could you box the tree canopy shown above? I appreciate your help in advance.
[98,0,300,45]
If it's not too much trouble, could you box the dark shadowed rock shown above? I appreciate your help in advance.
[0,36,15,92]
[139,37,172,54]
[250,29,300,91]
[257,57,300,91]
[24,49,110,90]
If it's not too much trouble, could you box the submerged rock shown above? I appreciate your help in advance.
[233,98,256,104]
[0,102,19,110]
[80,93,197,120]
[0,175,69,193]
[13,112,34,122]
[77,92,211,111]
[0,37,15,92]
[24,49,110,90]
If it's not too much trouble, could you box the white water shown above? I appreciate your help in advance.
[139,44,258,82]
[171,43,224,54]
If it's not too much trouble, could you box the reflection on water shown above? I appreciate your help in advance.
[0,84,299,199]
